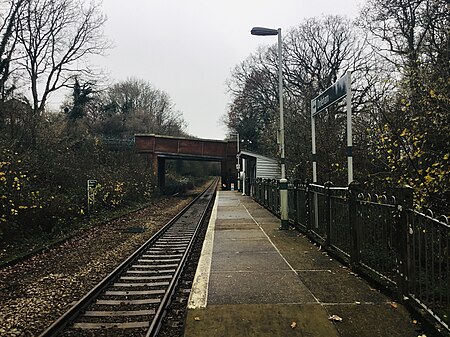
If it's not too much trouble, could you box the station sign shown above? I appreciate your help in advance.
[311,73,349,117]
[311,71,353,184]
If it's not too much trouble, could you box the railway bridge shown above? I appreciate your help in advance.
[134,134,238,190]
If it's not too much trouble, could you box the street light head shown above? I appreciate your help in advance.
[251,27,278,36]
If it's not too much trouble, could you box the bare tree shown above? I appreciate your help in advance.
[16,0,109,119]
[0,0,25,100]
[359,0,449,75]
[97,78,187,137]
[225,47,282,156]
[225,15,383,181]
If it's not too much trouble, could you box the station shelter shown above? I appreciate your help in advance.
[237,150,280,196]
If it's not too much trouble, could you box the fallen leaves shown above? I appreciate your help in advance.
[328,314,343,322]
[390,302,398,309]
[290,321,297,329]
[194,316,201,321]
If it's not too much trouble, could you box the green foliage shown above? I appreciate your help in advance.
[0,72,194,246]
[366,76,450,211]
[0,113,156,242]
[0,150,43,236]
[358,0,450,212]
[66,78,94,120]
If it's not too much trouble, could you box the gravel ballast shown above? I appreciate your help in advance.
[0,193,198,336]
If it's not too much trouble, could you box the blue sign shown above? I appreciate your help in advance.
[312,73,348,116]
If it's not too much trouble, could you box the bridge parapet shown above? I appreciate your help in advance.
[135,134,238,190]
[135,134,236,158]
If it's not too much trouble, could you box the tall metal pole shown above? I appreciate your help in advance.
[311,112,317,183]
[278,28,289,230]
[346,71,353,184]
[250,26,288,229]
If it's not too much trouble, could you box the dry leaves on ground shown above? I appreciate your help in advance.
[328,314,343,322]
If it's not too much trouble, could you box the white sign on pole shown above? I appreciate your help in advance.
[87,179,98,212]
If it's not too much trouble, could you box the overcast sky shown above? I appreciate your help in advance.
[87,0,364,140]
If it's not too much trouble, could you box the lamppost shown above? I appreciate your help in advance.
[251,26,288,230]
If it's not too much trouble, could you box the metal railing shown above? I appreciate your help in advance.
[408,210,450,331]
[253,178,450,334]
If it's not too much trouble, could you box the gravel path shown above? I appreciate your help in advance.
[0,193,198,337]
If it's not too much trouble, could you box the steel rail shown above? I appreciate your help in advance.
[39,178,218,337]
[146,179,217,336]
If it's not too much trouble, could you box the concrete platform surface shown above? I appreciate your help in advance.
[185,191,419,337]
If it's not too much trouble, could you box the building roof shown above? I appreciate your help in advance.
[238,150,280,179]
[238,150,278,164]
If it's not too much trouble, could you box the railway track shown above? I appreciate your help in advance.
[39,178,218,337]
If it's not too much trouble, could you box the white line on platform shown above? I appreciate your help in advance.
[187,190,220,309]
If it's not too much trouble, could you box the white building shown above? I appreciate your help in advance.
[237,150,281,196]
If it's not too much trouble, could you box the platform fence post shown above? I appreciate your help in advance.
[305,181,312,234]
[324,181,333,248]
[393,186,413,302]
[294,180,299,225]
[349,181,362,270]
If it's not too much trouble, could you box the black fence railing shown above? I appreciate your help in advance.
[253,178,450,334]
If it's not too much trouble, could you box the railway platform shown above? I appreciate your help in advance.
[185,191,419,337]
